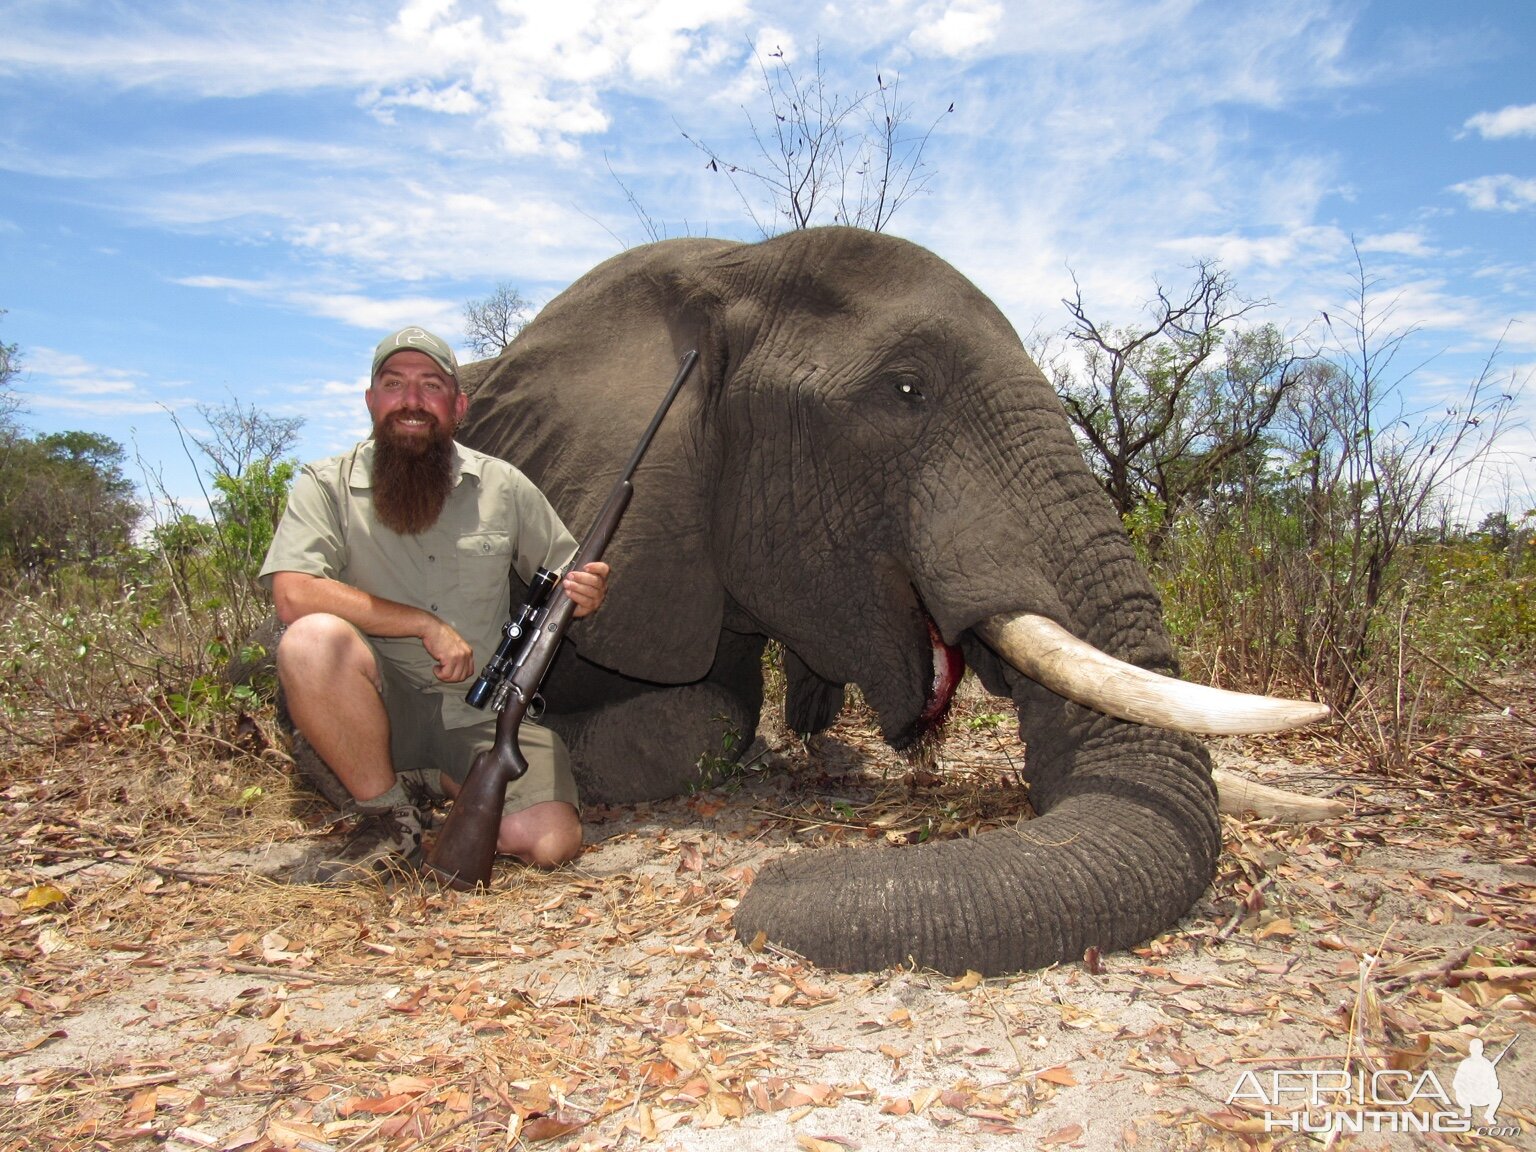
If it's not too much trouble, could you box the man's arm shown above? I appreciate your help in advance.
[271,571,476,683]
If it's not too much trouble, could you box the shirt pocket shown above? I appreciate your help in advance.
[456,532,516,619]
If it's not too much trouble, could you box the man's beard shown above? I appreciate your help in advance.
[372,412,455,535]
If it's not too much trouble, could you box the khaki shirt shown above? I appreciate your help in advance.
[259,440,578,729]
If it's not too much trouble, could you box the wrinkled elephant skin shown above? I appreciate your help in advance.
[456,227,1223,975]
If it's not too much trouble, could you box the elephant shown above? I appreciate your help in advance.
[447,226,1328,976]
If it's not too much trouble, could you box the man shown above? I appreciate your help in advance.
[260,326,606,882]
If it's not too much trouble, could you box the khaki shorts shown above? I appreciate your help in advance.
[372,642,579,815]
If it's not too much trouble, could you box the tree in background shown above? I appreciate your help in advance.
[149,398,304,637]
[463,282,534,358]
[0,308,19,401]
[1261,254,1519,713]
[188,397,302,572]
[0,316,142,575]
[1054,249,1529,764]
[0,327,304,717]
[1,309,22,489]
[0,311,22,544]
[683,43,951,236]
[1039,260,1306,555]
[0,430,141,574]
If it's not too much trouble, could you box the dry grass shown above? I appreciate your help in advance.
[1,677,1533,1151]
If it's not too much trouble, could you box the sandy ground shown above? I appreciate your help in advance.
[1,680,1532,1151]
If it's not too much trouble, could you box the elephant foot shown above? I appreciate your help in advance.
[550,683,760,802]
[548,631,767,803]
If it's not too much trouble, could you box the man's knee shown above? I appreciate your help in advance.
[277,614,376,686]
[497,801,582,868]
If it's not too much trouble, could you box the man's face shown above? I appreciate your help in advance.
[366,349,467,446]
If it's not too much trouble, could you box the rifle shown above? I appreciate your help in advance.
[423,349,700,889]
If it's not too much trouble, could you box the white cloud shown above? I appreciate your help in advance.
[370,82,482,119]
[909,0,1003,57]
[175,276,462,333]
[1374,278,1487,340]
[175,275,267,293]
[14,348,186,419]
[0,6,408,97]
[363,0,755,155]
[0,136,385,182]
[281,183,617,281]
[1451,174,1536,213]
[395,0,460,39]
[293,293,462,334]
[1158,226,1350,276]
[136,162,620,288]
[1462,103,1536,140]
[281,385,375,449]
[1356,230,1435,257]
[1,0,751,158]
[22,348,146,396]
[892,0,1367,338]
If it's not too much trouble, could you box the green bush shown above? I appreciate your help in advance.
[1147,501,1534,768]
[1,446,298,732]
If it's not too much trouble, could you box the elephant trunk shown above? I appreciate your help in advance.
[733,554,1322,973]
[736,561,1235,973]
[733,698,1218,974]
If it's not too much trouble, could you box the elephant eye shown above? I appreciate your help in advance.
[894,378,925,403]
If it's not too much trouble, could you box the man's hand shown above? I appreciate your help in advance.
[422,618,476,682]
[564,561,609,618]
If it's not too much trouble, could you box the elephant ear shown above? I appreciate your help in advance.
[457,239,738,684]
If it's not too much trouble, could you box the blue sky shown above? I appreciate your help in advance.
[1,0,1532,521]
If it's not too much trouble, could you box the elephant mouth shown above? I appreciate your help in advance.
[917,617,966,736]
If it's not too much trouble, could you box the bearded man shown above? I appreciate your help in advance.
[260,326,606,882]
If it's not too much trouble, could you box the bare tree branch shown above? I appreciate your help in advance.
[1047,261,1305,548]
[682,42,951,236]
[463,283,534,358]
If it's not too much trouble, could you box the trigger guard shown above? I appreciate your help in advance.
[528,693,546,721]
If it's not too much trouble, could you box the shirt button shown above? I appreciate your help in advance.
[428,555,436,562]
[430,603,439,612]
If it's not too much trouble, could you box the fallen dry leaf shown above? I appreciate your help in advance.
[1041,1122,1085,1144]
[265,1117,328,1150]
[20,884,68,911]
[797,1136,856,1152]
[335,1092,414,1117]
[1200,1109,1270,1134]
[519,1112,587,1142]
[910,1085,943,1113]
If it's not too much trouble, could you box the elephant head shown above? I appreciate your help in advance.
[457,227,1323,974]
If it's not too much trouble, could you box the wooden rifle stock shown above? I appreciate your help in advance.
[424,350,699,889]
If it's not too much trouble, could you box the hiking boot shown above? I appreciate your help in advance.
[287,804,424,885]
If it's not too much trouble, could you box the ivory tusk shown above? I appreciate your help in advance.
[977,612,1330,735]
[1211,768,1348,821]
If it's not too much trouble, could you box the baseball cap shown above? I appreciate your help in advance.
[371,326,460,383]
